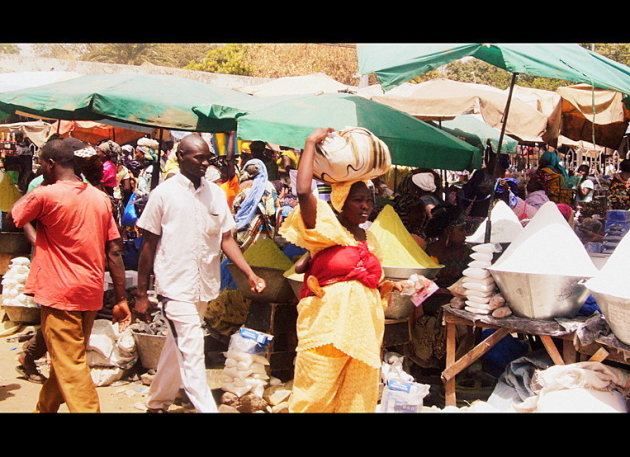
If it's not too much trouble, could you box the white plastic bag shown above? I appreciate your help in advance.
[379,379,431,413]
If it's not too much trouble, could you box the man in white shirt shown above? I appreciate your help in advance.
[134,134,265,413]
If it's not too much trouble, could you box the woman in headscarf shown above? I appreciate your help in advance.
[233,158,279,249]
[95,140,122,197]
[278,127,395,413]
[531,150,574,205]
[395,168,443,221]
[409,203,471,371]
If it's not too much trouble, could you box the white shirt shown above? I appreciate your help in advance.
[137,172,236,302]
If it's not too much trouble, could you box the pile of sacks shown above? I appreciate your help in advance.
[87,319,137,386]
[451,244,512,318]
[1,257,36,308]
[219,327,277,412]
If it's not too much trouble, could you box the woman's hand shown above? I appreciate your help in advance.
[379,280,403,298]
[306,128,334,146]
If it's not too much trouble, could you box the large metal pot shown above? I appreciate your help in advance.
[384,290,414,319]
[227,264,294,303]
[588,289,630,345]
[132,332,165,370]
[488,269,592,320]
[2,305,40,324]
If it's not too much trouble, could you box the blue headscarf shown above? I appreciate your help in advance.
[235,159,268,229]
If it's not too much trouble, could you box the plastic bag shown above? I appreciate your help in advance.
[379,379,431,413]
[121,193,139,227]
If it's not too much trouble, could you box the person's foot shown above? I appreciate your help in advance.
[16,353,47,384]
[146,408,168,413]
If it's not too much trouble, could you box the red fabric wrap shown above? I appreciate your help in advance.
[300,242,382,299]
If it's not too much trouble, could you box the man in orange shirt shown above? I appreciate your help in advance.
[9,138,131,413]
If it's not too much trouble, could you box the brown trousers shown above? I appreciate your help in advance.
[36,306,100,413]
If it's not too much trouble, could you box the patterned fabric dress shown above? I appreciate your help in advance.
[278,198,386,412]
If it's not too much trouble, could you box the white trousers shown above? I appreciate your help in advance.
[147,299,217,413]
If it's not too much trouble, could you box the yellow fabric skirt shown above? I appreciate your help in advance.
[289,344,380,413]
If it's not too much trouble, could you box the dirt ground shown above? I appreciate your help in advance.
[0,324,225,414]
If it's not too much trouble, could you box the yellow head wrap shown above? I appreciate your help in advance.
[330,180,371,213]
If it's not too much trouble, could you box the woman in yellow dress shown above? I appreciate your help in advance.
[279,128,394,413]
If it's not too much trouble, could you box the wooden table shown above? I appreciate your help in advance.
[440,305,630,407]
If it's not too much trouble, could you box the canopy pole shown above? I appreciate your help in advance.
[151,128,164,191]
[484,72,518,244]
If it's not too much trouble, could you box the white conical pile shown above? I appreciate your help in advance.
[586,228,630,298]
[490,202,598,277]
[466,200,524,244]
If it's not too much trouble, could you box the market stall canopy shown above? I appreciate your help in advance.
[370,78,550,143]
[557,135,610,158]
[0,120,54,147]
[0,73,256,132]
[235,73,356,97]
[50,120,148,146]
[357,43,630,96]
[556,84,630,149]
[207,92,482,171]
[432,114,519,154]
[510,85,562,145]
[193,93,303,121]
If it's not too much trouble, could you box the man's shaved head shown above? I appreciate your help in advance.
[176,134,213,184]
[177,134,210,158]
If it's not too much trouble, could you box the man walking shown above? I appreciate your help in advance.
[134,134,265,413]
[10,138,131,413]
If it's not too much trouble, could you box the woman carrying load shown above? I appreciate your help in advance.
[279,127,396,413]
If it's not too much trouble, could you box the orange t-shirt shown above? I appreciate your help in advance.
[219,175,240,210]
[11,180,121,311]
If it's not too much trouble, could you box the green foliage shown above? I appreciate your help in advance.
[184,43,253,75]
[85,43,158,65]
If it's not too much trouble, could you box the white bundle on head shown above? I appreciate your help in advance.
[313,127,391,212]
[313,127,391,184]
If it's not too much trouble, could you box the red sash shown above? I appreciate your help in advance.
[300,241,382,298]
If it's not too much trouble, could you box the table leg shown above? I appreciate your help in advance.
[540,335,565,365]
[444,322,457,407]
[562,339,577,364]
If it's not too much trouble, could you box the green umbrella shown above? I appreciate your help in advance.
[0,73,255,132]
[357,43,630,95]
[210,92,482,171]
[434,114,519,154]
[358,43,630,242]
[193,94,303,121]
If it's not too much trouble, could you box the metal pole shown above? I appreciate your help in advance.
[484,72,519,244]
[150,128,164,190]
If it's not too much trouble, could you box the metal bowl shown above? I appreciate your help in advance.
[588,289,630,345]
[287,278,303,300]
[384,290,414,319]
[488,269,592,320]
[132,332,165,370]
[2,305,40,324]
[132,332,217,370]
[227,264,295,303]
[382,265,443,280]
